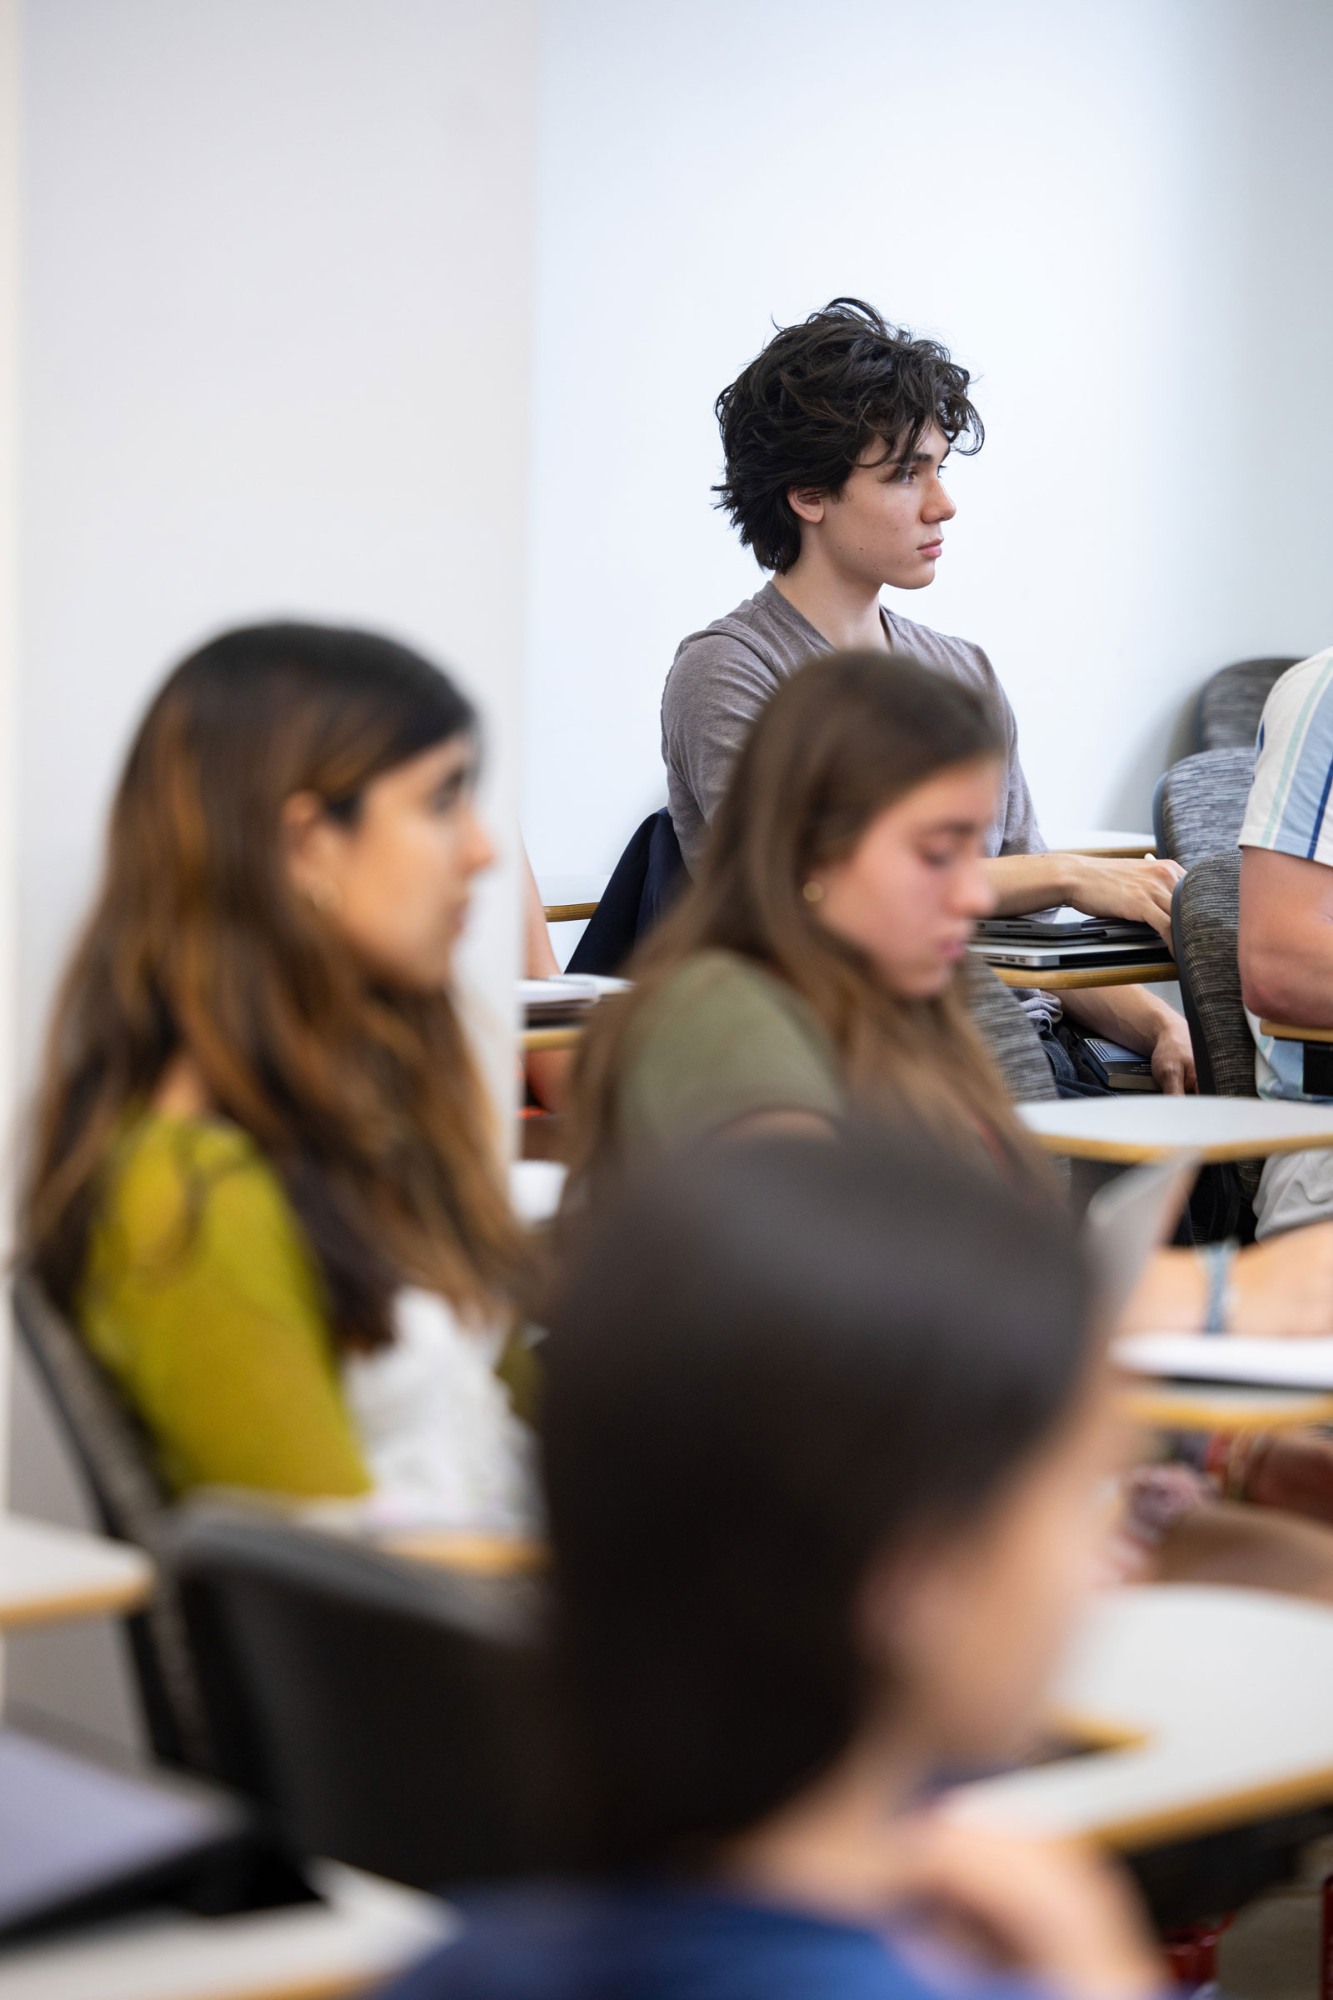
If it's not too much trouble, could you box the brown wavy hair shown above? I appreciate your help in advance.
[567,650,1039,1194]
[22,622,523,1350]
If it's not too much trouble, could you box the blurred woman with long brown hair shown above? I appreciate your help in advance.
[567,649,1333,1578]
[22,622,534,1526]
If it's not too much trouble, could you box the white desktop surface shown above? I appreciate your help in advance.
[1019,1096,1333,1163]
[952,1584,1333,1848]
[1116,1330,1333,1394]
[0,1861,450,2000]
[0,1516,153,1632]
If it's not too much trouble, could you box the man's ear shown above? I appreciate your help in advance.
[787,483,828,527]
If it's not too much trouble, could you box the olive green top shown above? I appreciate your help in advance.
[617,950,846,1153]
[78,1112,372,1499]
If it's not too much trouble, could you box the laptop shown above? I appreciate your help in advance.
[0,1724,312,1943]
[971,908,1172,972]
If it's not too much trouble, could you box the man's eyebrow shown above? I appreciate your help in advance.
[883,446,949,469]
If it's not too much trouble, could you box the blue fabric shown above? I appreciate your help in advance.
[379,1882,1054,2000]
[1238,649,1333,1102]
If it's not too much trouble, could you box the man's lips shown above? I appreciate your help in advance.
[918,540,944,558]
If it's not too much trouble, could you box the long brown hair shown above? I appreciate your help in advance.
[568,649,1038,1190]
[23,622,523,1349]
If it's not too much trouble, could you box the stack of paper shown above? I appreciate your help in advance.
[520,974,629,1025]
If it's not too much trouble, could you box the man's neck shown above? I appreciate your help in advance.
[771,558,889,654]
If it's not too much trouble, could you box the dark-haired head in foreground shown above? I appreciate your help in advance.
[382,1128,1158,2000]
[545,1125,1102,1864]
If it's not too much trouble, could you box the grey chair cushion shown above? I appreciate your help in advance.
[1170,849,1260,1203]
[965,958,1056,1102]
[1198,657,1300,751]
[1156,747,1255,871]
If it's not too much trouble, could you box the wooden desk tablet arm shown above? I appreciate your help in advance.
[1239,847,1333,1030]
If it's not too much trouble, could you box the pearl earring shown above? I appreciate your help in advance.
[802,880,825,904]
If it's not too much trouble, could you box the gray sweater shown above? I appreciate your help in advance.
[662,581,1045,872]
[660,582,1057,1030]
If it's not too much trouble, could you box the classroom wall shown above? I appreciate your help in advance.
[522,0,1333,880]
[0,0,17,1519]
[7,0,540,1743]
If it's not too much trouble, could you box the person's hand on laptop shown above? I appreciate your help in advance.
[1062,854,1186,944]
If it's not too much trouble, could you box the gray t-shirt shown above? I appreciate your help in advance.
[662,581,1044,871]
[660,581,1057,1030]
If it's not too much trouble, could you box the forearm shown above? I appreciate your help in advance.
[1062,984,1178,1056]
[1238,848,1333,1026]
[1241,932,1333,1027]
[983,851,1074,915]
[524,1048,573,1114]
[521,850,562,979]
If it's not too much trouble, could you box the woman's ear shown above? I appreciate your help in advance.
[280,790,341,909]
[856,1538,968,1703]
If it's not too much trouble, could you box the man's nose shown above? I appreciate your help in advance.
[927,477,956,524]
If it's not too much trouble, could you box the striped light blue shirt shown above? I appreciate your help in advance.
[1239,647,1333,1100]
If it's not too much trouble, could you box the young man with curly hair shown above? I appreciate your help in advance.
[661,298,1195,1091]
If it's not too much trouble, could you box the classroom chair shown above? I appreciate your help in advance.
[1195,657,1300,752]
[965,958,1059,1102]
[1152,748,1255,871]
[170,1505,580,1891]
[1170,851,1261,1232]
[11,1268,214,1772]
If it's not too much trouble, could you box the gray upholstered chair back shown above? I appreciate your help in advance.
[1153,747,1255,871]
[1197,657,1300,751]
[965,958,1056,1102]
[11,1269,213,1771]
[1170,851,1261,1204]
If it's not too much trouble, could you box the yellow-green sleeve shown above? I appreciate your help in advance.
[618,951,845,1154]
[80,1121,372,1499]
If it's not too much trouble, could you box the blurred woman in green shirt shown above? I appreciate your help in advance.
[566,649,1333,1583]
[21,623,534,1528]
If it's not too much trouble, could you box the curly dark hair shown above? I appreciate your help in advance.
[713,298,984,574]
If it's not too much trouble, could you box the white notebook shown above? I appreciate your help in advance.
[1115,1331,1333,1392]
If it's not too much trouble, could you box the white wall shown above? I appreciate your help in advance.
[0,0,18,1513]
[523,0,1333,880]
[9,0,539,1741]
